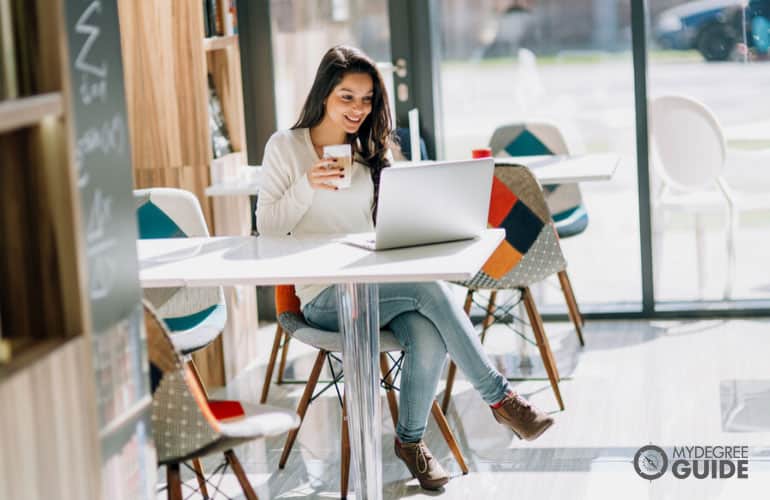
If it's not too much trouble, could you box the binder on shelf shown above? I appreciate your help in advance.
[0,0,18,99]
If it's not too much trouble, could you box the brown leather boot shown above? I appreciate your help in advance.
[491,392,554,440]
[394,439,450,490]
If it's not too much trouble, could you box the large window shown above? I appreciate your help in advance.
[270,0,392,129]
[647,0,770,305]
[438,0,642,311]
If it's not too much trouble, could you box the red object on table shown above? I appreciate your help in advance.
[472,148,492,159]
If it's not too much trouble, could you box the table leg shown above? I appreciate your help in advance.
[336,283,382,500]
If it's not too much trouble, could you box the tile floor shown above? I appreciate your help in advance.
[160,316,770,499]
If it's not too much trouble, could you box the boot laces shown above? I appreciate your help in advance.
[404,441,432,474]
[507,394,534,421]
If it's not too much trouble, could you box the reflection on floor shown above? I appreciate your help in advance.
[159,318,770,499]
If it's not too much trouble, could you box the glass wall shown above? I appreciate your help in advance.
[647,0,770,304]
[270,0,393,129]
[438,0,642,311]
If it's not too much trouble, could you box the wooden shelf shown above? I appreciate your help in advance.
[0,93,64,134]
[204,34,238,52]
[0,338,72,381]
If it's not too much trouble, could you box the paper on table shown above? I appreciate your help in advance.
[408,108,420,161]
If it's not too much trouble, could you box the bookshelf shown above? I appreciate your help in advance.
[204,34,239,52]
[1,0,156,498]
[118,0,259,386]
[0,92,63,133]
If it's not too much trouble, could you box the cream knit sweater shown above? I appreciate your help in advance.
[256,128,375,308]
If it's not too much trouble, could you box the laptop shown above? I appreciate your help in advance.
[345,158,494,251]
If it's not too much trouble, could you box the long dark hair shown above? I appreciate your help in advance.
[292,45,392,223]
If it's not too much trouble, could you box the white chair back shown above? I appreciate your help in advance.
[650,95,726,191]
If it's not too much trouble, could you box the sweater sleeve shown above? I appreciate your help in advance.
[256,134,316,235]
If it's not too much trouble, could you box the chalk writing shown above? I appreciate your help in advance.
[75,1,108,104]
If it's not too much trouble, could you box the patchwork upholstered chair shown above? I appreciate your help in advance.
[489,122,589,238]
[441,163,583,413]
[134,188,227,356]
[273,285,468,498]
[134,187,228,493]
[144,302,299,500]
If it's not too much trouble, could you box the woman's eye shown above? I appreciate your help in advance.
[341,95,353,101]
[363,97,373,103]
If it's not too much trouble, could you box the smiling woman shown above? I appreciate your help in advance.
[255,45,555,493]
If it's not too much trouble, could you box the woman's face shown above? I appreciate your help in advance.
[324,72,374,135]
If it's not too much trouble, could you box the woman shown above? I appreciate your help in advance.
[257,45,553,490]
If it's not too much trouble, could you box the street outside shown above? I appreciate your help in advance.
[440,53,770,307]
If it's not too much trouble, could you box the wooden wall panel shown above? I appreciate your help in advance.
[0,338,101,500]
[172,0,211,167]
[118,0,214,230]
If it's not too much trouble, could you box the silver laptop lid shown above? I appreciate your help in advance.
[374,158,494,250]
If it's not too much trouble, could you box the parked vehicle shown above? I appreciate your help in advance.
[654,0,770,61]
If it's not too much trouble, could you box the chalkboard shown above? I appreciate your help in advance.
[63,0,141,333]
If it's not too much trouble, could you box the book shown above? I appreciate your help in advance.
[205,0,218,37]
[11,0,39,96]
[203,0,211,37]
[223,0,235,36]
[0,0,18,99]
[207,74,233,158]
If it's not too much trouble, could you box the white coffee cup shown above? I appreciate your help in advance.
[323,144,352,189]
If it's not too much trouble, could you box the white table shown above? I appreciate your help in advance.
[205,166,263,197]
[138,230,505,500]
[494,153,620,185]
[203,153,620,197]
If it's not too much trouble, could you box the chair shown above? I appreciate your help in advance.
[394,127,429,161]
[649,95,770,299]
[144,301,299,500]
[134,187,228,494]
[134,188,227,355]
[259,132,430,404]
[273,285,468,498]
[442,163,579,414]
[489,122,589,238]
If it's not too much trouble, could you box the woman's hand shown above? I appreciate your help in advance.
[306,158,344,191]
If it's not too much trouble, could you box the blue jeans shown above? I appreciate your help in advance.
[302,281,511,443]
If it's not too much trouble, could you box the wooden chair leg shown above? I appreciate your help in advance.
[279,349,327,468]
[431,400,469,474]
[521,287,564,410]
[441,361,457,415]
[558,270,585,346]
[260,324,284,403]
[187,359,209,399]
[479,290,497,344]
[440,290,474,414]
[225,450,259,500]
[341,395,351,499]
[191,458,210,499]
[167,463,183,500]
[277,333,291,384]
[380,353,399,429]
[463,289,474,315]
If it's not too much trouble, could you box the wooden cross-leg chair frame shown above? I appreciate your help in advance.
[441,284,569,415]
[185,358,256,500]
[279,350,468,498]
[260,324,292,403]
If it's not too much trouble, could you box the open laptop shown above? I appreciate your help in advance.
[345,158,494,251]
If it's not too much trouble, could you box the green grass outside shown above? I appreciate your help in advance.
[442,49,703,68]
